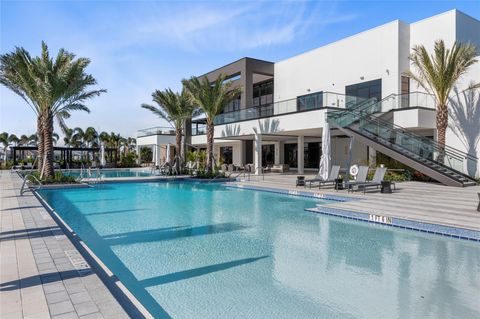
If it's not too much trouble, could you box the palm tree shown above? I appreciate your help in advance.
[0,132,9,164]
[182,75,241,172]
[404,40,477,156]
[141,88,195,166]
[52,133,59,145]
[19,135,30,146]
[72,127,85,147]
[0,42,105,178]
[8,134,20,147]
[63,128,75,147]
[84,127,99,147]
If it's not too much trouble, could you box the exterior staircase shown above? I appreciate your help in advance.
[327,95,478,187]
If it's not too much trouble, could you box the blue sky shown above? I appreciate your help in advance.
[1,0,479,140]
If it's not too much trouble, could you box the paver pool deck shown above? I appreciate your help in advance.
[1,170,479,318]
[0,171,137,319]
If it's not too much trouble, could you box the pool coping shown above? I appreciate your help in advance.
[225,183,480,242]
[224,183,359,202]
[33,190,155,319]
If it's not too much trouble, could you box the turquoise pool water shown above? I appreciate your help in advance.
[63,169,152,178]
[38,182,480,319]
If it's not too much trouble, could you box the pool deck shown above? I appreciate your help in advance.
[2,170,479,318]
[0,171,141,319]
[230,173,480,232]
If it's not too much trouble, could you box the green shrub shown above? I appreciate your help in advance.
[28,171,77,184]
[119,152,137,167]
[140,147,152,163]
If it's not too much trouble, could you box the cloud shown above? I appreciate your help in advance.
[115,1,358,52]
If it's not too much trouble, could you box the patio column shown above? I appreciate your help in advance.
[297,135,304,174]
[274,142,280,165]
[368,146,376,167]
[254,132,262,175]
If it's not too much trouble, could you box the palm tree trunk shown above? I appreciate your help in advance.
[42,115,55,178]
[206,122,214,173]
[37,116,44,173]
[175,127,182,173]
[436,104,448,163]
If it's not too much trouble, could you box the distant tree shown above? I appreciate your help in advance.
[140,146,153,164]
[142,88,195,167]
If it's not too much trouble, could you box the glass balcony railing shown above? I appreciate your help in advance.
[137,126,176,137]
[212,92,367,126]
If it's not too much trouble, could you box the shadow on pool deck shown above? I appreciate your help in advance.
[103,223,251,246]
[0,226,62,241]
[140,256,269,287]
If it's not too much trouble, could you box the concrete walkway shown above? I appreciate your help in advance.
[233,173,480,231]
[0,171,131,319]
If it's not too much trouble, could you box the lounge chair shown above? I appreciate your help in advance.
[296,176,305,187]
[305,165,341,189]
[350,167,390,194]
[346,166,369,192]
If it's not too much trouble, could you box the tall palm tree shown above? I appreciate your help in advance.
[0,42,105,178]
[141,88,195,165]
[404,40,477,155]
[182,75,241,172]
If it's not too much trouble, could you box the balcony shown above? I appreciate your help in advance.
[137,126,176,138]
[190,91,436,135]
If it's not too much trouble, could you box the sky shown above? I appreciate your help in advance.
[1,0,479,142]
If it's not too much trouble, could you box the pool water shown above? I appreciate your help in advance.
[63,169,152,178]
[38,182,480,319]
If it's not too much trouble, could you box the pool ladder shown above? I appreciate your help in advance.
[20,174,42,195]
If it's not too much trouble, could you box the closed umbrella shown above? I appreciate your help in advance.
[318,122,331,180]
[165,143,171,164]
[100,142,106,167]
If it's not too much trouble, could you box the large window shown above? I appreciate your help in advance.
[220,146,233,164]
[262,144,275,167]
[297,92,323,111]
[284,142,321,168]
[345,79,382,107]
[305,142,320,168]
[284,143,297,168]
[253,80,273,107]
[223,95,241,113]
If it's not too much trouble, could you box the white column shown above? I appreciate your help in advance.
[274,142,280,165]
[297,135,304,174]
[254,133,262,175]
[237,141,244,166]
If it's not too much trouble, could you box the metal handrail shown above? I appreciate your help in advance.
[20,174,42,195]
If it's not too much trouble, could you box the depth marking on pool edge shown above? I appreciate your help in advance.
[65,250,92,275]
[369,214,393,225]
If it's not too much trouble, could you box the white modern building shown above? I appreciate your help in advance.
[137,9,480,186]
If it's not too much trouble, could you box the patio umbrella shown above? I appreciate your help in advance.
[318,122,331,180]
[154,145,160,167]
[165,143,171,164]
[100,142,106,167]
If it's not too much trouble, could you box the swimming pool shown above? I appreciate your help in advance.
[63,169,153,178]
[38,182,480,319]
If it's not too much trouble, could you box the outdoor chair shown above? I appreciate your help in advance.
[346,166,369,192]
[350,167,393,194]
[296,176,306,187]
[305,165,340,189]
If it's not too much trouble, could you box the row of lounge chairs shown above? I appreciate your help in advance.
[296,165,395,194]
